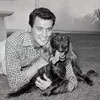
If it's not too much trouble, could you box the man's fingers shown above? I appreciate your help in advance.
[51,50,60,64]
[36,77,45,84]
[35,77,46,90]
[35,76,52,90]
[37,75,51,83]
[55,50,60,58]
[43,74,51,82]
[35,81,44,90]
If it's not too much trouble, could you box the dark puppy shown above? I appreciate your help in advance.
[50,33,98,86]
[7,60,68,98]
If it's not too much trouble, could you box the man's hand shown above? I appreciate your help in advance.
[35,74,52,90]
[50,51,60,64]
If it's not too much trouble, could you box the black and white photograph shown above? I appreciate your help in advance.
[0,0,100,100]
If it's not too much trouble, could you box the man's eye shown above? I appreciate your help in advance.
[37,28,42,31]
[47,28,52,31]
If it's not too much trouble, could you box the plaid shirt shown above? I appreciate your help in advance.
[5,30,77,91]
[6,30,43,90]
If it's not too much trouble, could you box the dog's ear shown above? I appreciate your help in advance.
[67,36,70,45]
[50,33,58,39]
[66,36,70,53]
[50,33,61,42]
[50,33,58,56]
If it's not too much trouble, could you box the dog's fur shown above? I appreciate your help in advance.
[50,33,98,86]
[7,60,69,98]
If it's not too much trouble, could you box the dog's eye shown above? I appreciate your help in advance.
[63,46,67,50]
[64,43,69,47]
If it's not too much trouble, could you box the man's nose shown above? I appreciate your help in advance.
[42,30,47,37]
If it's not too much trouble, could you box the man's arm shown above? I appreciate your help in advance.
[6,41,30,90]
[6,41,48,90]
[65,43,78,91]
[65,61,78,91]
[67,43,77,61]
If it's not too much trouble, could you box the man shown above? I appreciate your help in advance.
[2,7,77,91]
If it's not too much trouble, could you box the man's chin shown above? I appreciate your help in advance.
[39,42,47,46]
[37,39,48,46]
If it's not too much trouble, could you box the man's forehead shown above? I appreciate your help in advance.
[34,16,53,27]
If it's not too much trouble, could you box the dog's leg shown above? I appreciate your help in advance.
[7,81,36,98]
[41,80,60,96]
[51,80,68,95]
[83,70,99,86]
[86,70,99,77]
[71,60,95,86]
[77,73,93,86]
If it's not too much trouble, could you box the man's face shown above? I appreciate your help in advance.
[31,16,53,46]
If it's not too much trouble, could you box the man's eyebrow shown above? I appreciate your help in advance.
[36,26,43,28]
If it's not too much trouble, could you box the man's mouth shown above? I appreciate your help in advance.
[41,39,46,42]
[40,37,48,42]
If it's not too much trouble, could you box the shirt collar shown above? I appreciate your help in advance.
[22,32,43,49]
[23,33,32,46]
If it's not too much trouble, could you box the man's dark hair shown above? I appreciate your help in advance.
[29,7,56,28]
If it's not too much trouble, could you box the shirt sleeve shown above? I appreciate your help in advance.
[66,43,77,61]
[5,41,30,90]
[65,61,78,91]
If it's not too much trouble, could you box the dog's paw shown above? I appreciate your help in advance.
[85,77,93,86]
[42,91,51,96]
[87,80,93,86]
